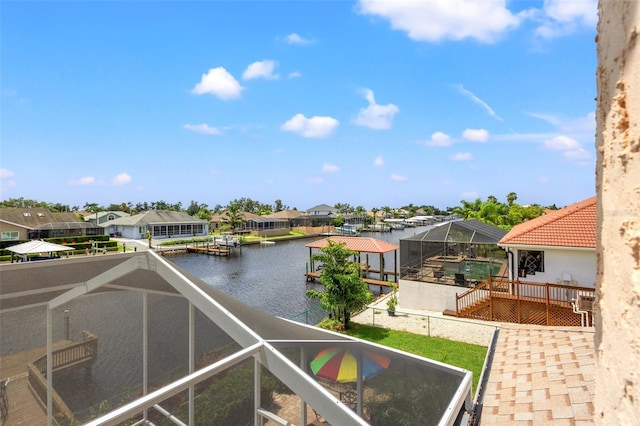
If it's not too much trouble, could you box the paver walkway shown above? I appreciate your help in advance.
[479,325,595,425]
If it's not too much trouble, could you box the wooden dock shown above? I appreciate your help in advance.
[0,333,98,426]
[304,272,397,289]
[187,246,231,256]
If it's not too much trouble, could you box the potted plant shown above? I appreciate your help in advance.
[386,283,398,316]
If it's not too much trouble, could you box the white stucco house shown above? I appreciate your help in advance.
[103,210,209,240]
[498,196,597,289]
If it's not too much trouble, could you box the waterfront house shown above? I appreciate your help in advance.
[0,208,101,241]
[82,210,130,226]
[103,210,209,239]
[498,196,596,288]
[451,198,596,326]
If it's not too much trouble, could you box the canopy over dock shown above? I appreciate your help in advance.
[305,236,399,283]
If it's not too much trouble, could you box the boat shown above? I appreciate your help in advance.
[212,235,240,247]
[335,224,359,235]
[260,236,276,245]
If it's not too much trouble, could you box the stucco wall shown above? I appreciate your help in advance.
[510,247,596,288]
[595,1,640,422]
[399,279,463,312]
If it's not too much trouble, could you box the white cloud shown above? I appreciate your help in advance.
[242,60,279,80]
[288,71,301,79]
[390,174,407,181]
[183,123,221,135]
[322,163,339,173]
[543,135,591,161]
[441,179,452,185]
[424,131,452,147]
[358,0,522,43]
[564,147,591,160]
[451,152,473,161]
[112,173,132,186]
[0,168,14,178]
[536,0,597,39]
[192,67,243,100]
[462,128,489,142]
[281,113,339,138]
[285,33,315,45]
[537,176,551,184]
[461,191,479,199]
[70,176,96,186]
[543,135,580,150]
[373,156,384,167]
[456,84,503,121]
[526,111,563,126]
[352,89,399,130]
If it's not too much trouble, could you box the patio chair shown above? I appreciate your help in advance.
[454,273,467,287]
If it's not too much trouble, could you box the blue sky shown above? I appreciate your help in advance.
[1,0,597,211]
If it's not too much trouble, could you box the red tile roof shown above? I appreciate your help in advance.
[499,196,597,248]
[305,236,399,253]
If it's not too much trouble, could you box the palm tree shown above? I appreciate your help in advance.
[221,204,246,233]
[506,192,518,206]
[305,241,372,329]
[371,207,379,223]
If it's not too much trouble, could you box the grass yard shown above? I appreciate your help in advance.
[346,322,487,394]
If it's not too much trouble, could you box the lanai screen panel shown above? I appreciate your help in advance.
[271,340,470,426]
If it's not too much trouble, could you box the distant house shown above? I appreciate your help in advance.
[104,210,209,240]
[82,211,130,226]
[0,208,101,241]
[306,204,337,216]
[498,196,597,288]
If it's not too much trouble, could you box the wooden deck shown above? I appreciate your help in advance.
[454,279,596,326]
[0,334,98,426]
[1,341,71,426]
[304,272,397,288]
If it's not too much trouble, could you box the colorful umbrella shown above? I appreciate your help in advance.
[310,347,391,383]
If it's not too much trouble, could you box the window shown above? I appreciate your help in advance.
[37,213,45,217]
[518,250,544,277]
[107,214,116,221]
[1,231,19,241]
[23,212,31,217]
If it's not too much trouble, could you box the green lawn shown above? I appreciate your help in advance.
[346,322,487,394]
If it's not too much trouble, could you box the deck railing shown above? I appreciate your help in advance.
[27,331,97,423]
[32,331,97,375]
[456,279,596,325]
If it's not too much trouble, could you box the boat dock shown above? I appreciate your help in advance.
[304,272,397,289]
[187,246,231,256]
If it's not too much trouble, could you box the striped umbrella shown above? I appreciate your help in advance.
[310,347,391,383]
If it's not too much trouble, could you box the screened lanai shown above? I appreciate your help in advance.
[400,220,508,286]
[0,251,473,426]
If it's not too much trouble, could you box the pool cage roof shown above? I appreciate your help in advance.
[0,252,473,426]
[402,220,508,245]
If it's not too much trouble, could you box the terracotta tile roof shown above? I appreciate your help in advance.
[499,196,596,248]
[305,236,399,253]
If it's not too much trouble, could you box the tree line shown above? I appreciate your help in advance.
[0,192,555,230]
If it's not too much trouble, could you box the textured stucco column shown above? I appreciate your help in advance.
[595,1,640,423]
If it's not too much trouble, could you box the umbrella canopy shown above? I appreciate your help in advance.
[310,347,390,383]
[6,240,72,255]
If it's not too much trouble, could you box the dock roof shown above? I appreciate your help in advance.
[305,236,399,253]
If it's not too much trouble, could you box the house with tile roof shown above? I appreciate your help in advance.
[498,196,596,288]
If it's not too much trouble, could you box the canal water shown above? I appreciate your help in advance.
[0,227,423,417]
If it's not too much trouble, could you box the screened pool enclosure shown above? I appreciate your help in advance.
[0,251,473,425]
[400,220,508,286]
